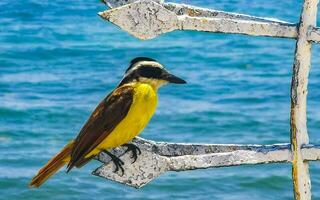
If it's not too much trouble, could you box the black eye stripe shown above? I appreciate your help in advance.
[119,65,166,86]
[138,66,163,78]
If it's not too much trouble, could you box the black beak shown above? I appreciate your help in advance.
[163,73,186,84]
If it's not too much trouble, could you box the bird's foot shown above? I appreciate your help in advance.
[122,143,141,164]
[103,150,124,175]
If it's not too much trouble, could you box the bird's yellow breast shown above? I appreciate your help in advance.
[93,82,158,153]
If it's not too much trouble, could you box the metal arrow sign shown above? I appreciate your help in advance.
[98,0,320,42]
[92,137,320,188]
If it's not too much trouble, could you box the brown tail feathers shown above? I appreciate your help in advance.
[29,141,74,188]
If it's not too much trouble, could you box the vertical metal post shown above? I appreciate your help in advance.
[291,0,319,199]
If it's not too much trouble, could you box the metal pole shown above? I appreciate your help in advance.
[290,0,318,199]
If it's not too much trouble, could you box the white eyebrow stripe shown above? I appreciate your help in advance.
[125,61,163,76]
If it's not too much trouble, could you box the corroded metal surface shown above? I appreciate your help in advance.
[308,26,320,43]
[290,0,319,199]
[103,0,293,24]
[98,1,178,40]
[98,0,320,43]
[96,137,291,158]
[301,144,320,161]
[163,2,291,24]
[101,0,163,8]
[98,0,297,40]
[93,137,320,188]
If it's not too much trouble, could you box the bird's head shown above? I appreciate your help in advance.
[119,57,186,89]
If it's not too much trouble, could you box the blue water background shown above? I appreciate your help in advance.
[1,0,320,199]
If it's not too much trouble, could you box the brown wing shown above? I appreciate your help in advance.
[66,85,134,172]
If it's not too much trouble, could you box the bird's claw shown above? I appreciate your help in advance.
[123,143,141,164]
[103,150,125,175]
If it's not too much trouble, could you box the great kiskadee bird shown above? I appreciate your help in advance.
[29,57,186,188]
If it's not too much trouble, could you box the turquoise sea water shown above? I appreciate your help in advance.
[1,0,320,199]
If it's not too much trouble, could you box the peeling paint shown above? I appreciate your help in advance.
[93,137,320,189]
[99,0,320,43]
[96,0,320,198]
[98,0,299,40]
[290,0,319,199]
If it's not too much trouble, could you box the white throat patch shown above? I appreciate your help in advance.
[138,77,168,90]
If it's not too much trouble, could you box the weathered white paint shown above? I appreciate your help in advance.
[103,0,292,24]
[308,26,320,43]
[98,0,297,40]
[93,137,320,188]
[99,1,178,40]
[95,0,320,198]
[179,16,296,38]
[98,0,320,43]
[163,2,291,23]
[301,145,320,161]
[290,0,319,199]
[93,138,289,188]
[101,0,163,8]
